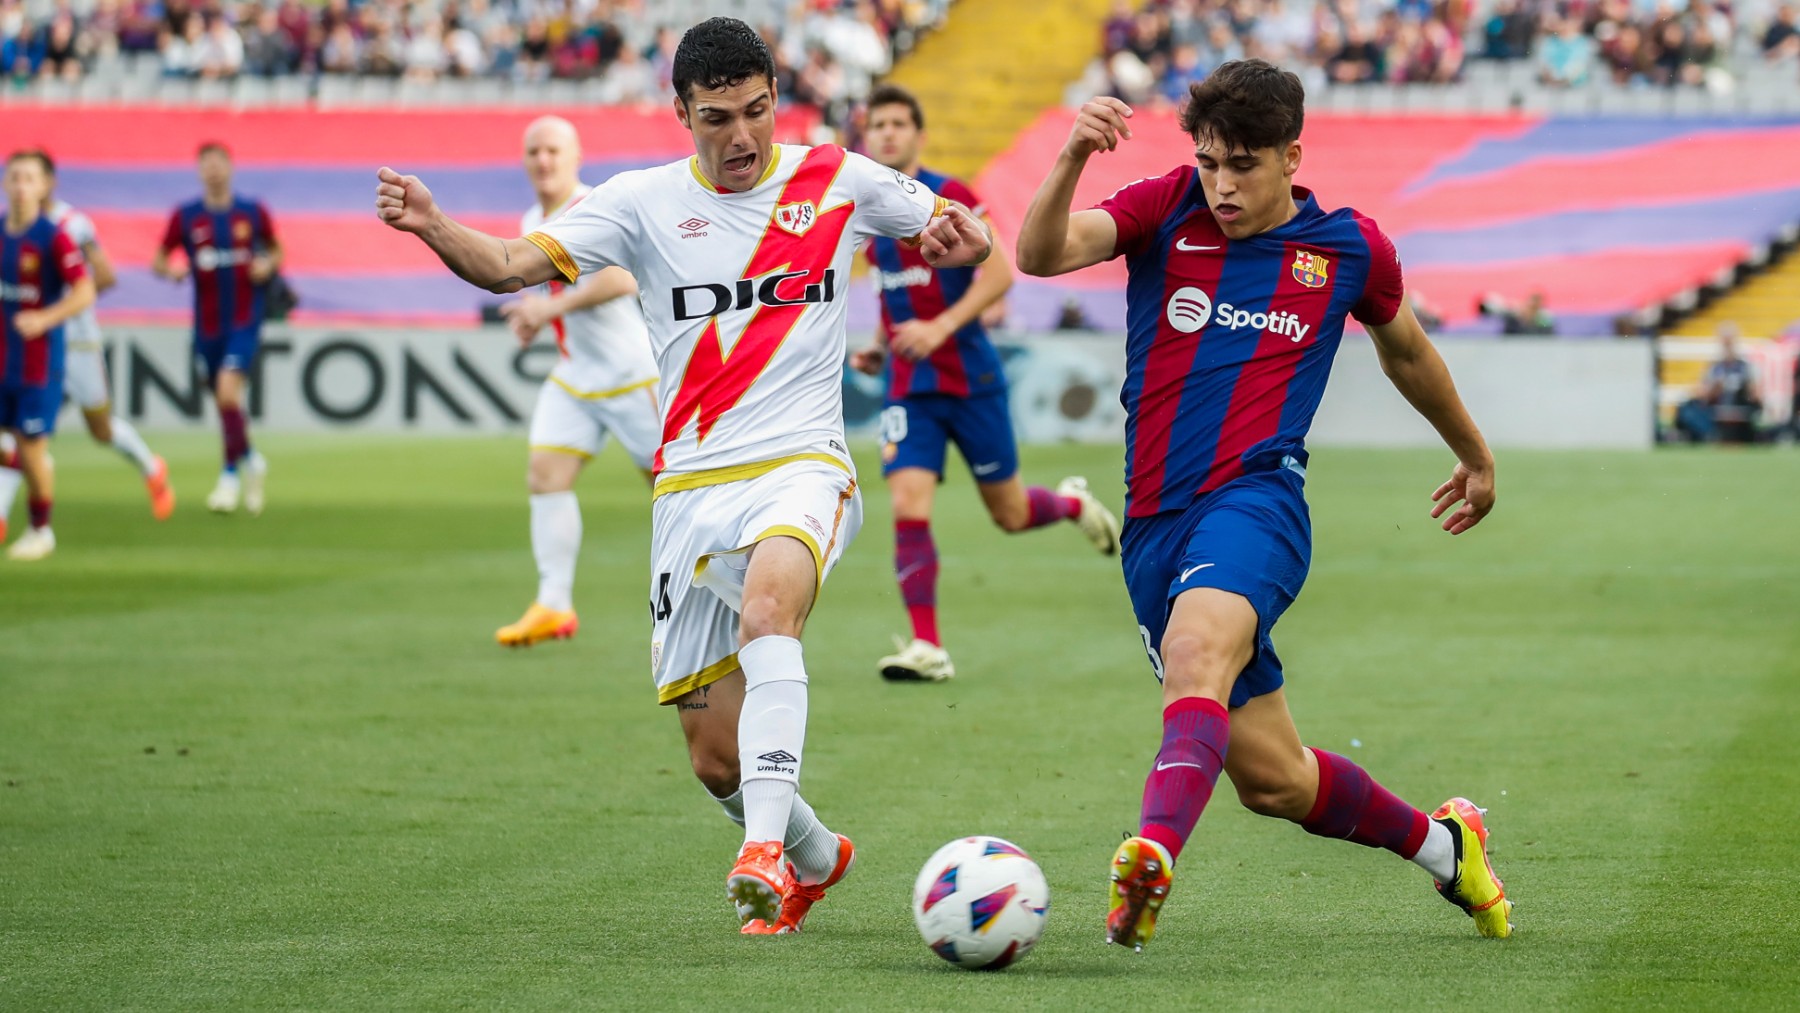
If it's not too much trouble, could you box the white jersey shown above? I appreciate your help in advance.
[47,199,103,349]
[527,143,944,486]
[519,186,658,398]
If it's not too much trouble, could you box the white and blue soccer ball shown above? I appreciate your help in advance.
[912,836,1050,970]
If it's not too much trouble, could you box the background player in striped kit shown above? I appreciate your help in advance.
[493,116,661,648]
[851,83,1121,684]
[152,142,281,516]
[31,150,175,521]
[0,150,96,561]
[1016,60,1511,950]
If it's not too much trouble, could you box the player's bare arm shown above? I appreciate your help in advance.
[250,235,283,284]
[500,267,637,343]
[14,276,96,338]
[82,240,117,293]
[149,244,187,283]
[916,202,992,269]
[1017,98,1134,277]
[850,341,886,376]
[892,216,1013,362]
[375,166,559,294]
[1365,299,1496,535]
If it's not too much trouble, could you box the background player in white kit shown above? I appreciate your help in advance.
[376,17,990,933]
[492,117,661,649]
[0,151,174,530]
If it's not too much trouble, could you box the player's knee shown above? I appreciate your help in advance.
[83,412,112,443]
[1158,630,1241,700]
[738,601,802,644]
[1234,773,1312,820]
[688,747,740,798]
[990,501,1031,532]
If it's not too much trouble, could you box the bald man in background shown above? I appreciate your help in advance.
[494,116,661,648]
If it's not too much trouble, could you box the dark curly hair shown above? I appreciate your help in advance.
[672,17,776,104]
[1179,59,1305,152]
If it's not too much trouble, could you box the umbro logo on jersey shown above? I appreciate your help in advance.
[1175,238,1221,251]
[758,750,798,764]
[677,217,710,238]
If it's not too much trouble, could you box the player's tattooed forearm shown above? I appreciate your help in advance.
[678,701,708,711]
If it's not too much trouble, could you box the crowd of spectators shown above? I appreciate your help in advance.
[1087,0,1800,105]
[0,0,949,123]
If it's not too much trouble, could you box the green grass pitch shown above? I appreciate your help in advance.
[3,433,1797,1010]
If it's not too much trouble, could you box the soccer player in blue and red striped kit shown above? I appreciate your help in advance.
[852,83,1122,683]
[0,149,96,561]
[1017,60,1512,948]
[153,142,282,516]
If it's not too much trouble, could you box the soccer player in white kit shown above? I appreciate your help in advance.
[376,17,991,933]
[492,116,661,649]
[0,151,174,533]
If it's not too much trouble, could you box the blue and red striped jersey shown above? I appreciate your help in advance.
[864,168,1005,400]
[160,195,277,341]
[1,214,87,388]
[1099,167,1404,518]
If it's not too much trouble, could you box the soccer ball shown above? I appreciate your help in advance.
[911,836,1050,970]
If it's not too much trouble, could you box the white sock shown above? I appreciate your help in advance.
[711,786,746,828]
[710,785,838,882]
[529,491,581,612]
[108,416,157,475]
[0,465,22,526]
[737,634,808,845]
[784,794,841,885]
[1413,818,1457,882]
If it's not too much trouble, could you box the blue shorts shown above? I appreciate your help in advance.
[195,327,261,385]
[1121,464,1311,709]
[878,391,1019,483]
[0,384,63,437]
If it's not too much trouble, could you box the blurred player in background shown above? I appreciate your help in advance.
[0,150,96,560]
[31,151,176,521]
[152,142,281,516]
[851,83,1120,684]
[378,18,990,934]
[1016,61,1510,950]
[493,116,661,648]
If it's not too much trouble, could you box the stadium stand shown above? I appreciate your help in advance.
[979,109,1800,335]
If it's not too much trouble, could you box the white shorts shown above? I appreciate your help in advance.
[649,458,862,704]
[528,376,660,470]
[63,345,110,411]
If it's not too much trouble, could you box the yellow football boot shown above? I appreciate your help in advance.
[1106,835,1173,952]
[1432,797,1513,938]
[495,603,578,647]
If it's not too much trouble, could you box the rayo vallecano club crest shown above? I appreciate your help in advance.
[774,201,817,237]
[1292,250,1330,288]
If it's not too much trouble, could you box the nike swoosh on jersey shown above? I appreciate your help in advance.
[972,462,1003,476]
[1155,760,1206,771]
[1179,563,1215,581]
[1175,238,1221,251]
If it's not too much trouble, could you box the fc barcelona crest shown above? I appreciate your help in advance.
[774,201,817,237]
[1292,250,1330,288]
[233,219,253,240]
[19,251,37,273]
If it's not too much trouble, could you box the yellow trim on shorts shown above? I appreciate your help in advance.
[524,232,579,283]
[547,374,657,401]
[652,452,852,500]
[530,444,593,459]
[658,651,740,705]
[752,524,826,584]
